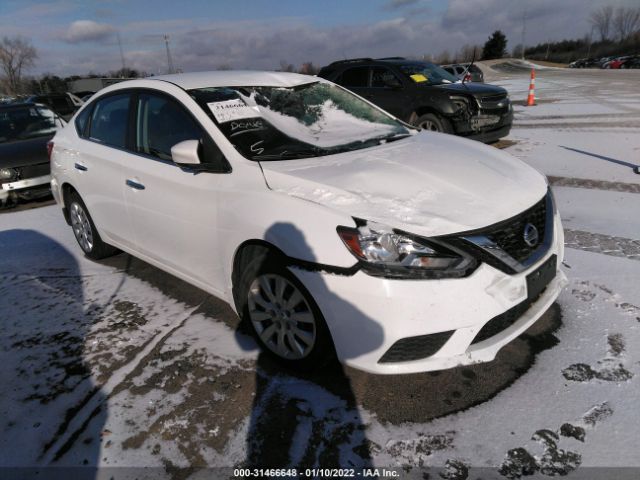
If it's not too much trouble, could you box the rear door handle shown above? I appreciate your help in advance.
[74,163,87,171]
[126,179,145,190]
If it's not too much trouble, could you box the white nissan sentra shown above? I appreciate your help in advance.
[50,71,567,374]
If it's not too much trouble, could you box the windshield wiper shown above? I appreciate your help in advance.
[253,149,322,161]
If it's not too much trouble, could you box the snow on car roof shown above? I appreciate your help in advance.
[150,70,321,90]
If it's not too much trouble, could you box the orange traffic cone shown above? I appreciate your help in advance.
[526,68,536,106]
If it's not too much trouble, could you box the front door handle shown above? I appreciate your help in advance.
[126,179,145,190]
[74,163,87,171]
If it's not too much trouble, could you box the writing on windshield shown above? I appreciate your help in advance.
[190,82,410,161]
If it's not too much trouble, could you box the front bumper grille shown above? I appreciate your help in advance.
[19,162,50,179]
[379,330,454,363]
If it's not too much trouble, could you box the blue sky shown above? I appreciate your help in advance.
[0,0,631,76]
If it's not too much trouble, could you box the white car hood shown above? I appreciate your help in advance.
[260,132,548,237]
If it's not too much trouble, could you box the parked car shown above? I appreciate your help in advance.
[50,71,566,374]
[602,56,632,69]
[23,93,79,121]
[441,63,484,83]
[0,103,65,206]
[317,57,512,143]
[622,57,640,69]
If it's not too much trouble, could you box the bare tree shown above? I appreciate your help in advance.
[278,60,295,72]
[0,36,37,94]
[298,62,318,75]
[589,5,614,41]
[434,50,451,65]
[457,44,482,63]
[612,6,640,41]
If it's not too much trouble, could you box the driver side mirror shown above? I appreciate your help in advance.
[171,139,201,166]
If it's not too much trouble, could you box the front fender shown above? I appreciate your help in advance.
[219,189,358,294]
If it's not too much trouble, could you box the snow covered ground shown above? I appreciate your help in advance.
[1,67,639,479]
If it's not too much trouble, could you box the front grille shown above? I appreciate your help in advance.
[17,163,50,180]
[379,330,454,363]
[486,196,546,263]
[479,93,508,108]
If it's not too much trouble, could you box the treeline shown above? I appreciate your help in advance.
[525,33,640,63]
[525,5,640,63]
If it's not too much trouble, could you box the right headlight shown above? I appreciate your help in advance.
[337,220,477,279]
[0,167,16,181]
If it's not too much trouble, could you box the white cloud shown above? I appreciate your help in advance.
[64,20,115,43]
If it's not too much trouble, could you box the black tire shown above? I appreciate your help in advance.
[237,254,335,371]
[67,192,119,260]
[413,113,452,133]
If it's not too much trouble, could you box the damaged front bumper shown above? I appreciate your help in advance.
[0,174,52,204]
[290,211,565,375]
[452,100,514,144]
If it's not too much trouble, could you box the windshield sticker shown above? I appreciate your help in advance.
[207,99,260,123]
[410,74,428,83]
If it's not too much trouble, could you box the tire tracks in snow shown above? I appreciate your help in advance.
[39,301,203,464]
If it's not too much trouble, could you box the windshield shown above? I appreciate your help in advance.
[0,105,58,144]
[189,81,410,161]
[399,63,459,86]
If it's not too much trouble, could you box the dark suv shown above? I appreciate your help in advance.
[318,58,512,143]
[24,93,78,121]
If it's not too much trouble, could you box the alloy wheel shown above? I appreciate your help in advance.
[247,273,316,359]
[70,202,94,252]
[419,120,440,131]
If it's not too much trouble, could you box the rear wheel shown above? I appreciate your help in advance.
[414,113,451,133]
[68,192,119,260]
[238,255,335,370]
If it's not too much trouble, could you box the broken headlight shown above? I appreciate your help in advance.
[337,221,477,279]
[450,95,471,114]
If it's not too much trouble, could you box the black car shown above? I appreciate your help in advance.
[23,93,78,121]
[0,103,64,206]
[318,58,512,143]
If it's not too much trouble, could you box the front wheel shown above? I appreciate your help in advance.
[68,192,119,260]
[239,257,335,370]
[413,113,452,133]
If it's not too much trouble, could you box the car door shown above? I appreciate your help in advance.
[73,92,136,249]
[123,90,228,291]
[359,66,412,120]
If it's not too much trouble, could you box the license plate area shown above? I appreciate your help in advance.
[526,254,557,301]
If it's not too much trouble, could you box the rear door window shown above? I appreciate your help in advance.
[88,94,131,148]
[371,67,402,88]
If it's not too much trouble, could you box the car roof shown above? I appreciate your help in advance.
[146,70,321,90]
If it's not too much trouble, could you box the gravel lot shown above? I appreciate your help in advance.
[1,64,639,479]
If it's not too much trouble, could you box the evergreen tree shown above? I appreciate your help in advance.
[482,30,508,60]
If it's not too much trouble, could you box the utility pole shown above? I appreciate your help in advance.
[521,7,527,60]
[545,40,550,60]
[117,33,126,75]
[164,35,175,74]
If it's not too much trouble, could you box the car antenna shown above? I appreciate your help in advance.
[462,50,476,85]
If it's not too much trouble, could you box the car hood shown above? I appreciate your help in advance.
[433,82,507,97]
[0,135,52,168]
[260,133,548,237]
